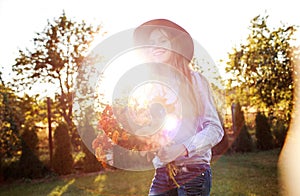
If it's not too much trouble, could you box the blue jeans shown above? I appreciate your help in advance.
[149,164,211,196]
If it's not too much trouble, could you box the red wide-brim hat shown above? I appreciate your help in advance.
[134,19,194,63]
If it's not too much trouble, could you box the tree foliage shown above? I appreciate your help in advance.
[0,81,22,163]
[225,15,297,121]
[12,11,101,135]
[0,77,44,161]
[0,78,47,179]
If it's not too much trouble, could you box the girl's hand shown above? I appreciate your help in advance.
[157,143,187,163]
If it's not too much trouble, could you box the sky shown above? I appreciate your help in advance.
[0,0,299,85]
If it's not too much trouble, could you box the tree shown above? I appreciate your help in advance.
[78,106,103,172]
[272,118,288,148]
[225,14,297,122]
[18,95,48,178]
[19,126,47,179]
[81,124,102,173]
[12,11,101,146]
[255,111,274,150]
[212,110,229,156]
[0,80,47,179]
[230,102,253,152]
[0,80,22,172]
[52,123,73,175]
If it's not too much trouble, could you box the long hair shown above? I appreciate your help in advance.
[134,26,193,83]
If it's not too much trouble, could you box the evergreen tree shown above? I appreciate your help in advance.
[19,126,47,178]
[255,112,274,150]
[231,102,253,152]
[273,118,288,148]
[80,124,102,173]
[53,123,73,175]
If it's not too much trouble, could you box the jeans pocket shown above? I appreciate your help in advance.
[182,169,211,196]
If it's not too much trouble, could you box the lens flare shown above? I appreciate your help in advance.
[163,114,179,130]
[74,26,224,171]
[162,114,180,139]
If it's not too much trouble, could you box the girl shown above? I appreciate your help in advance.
[134,19,224,196]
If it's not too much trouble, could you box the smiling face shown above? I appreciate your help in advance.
[147,28,173,64]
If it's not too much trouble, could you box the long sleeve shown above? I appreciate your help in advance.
[182,71,224,158]
[152,70,225,168]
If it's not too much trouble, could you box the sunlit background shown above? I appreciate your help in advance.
[0,0,300,195]
[1,0,299,97]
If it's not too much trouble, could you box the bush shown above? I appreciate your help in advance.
[272,119,288,148]
[230,102,253,153]
[255,112,274,150]
[2,161,20,181]
[231,125,253,152]
[52,123,73,175]
[212,110,229,156]
[80,124,102,173]
[82,145,103,173]
[213,130,230,156]
[19,126,48,179]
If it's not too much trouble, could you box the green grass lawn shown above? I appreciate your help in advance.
[211,149,280,196]
[0,149,280,196]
